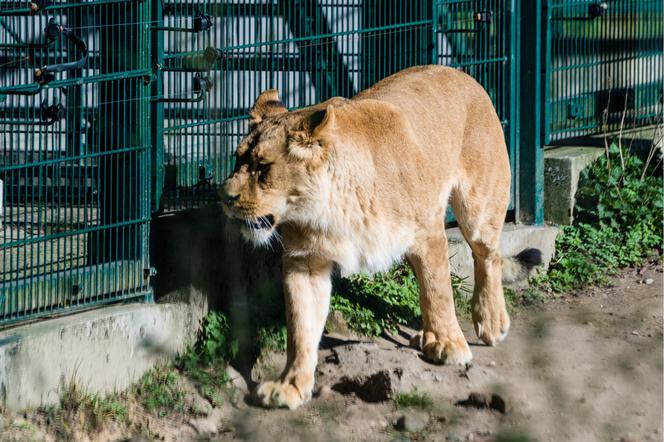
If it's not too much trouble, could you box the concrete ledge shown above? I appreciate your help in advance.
[0,286,206,412]
[447,223,559,288]
[544,125,663,225]
[544,146,604,225]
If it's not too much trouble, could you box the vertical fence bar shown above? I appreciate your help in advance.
[516,0,544,224]
[151,0,164,213]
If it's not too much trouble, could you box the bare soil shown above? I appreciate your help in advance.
[1,264,662,442]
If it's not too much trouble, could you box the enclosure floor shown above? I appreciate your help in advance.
[0,263,661,442]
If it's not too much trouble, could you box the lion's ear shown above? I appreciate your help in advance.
[305,104,335,137]
[288,105,335,164]
[249,89,287,125]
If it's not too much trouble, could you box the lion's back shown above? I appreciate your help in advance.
[350,65,506,179]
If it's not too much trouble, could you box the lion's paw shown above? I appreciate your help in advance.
[254,379,312,410]
[473,302,510,346]
[422,337,472,365]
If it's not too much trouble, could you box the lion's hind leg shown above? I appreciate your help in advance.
[451,184,510,347]
[406,217,472,365]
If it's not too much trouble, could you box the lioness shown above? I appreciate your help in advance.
[221,65,541,409]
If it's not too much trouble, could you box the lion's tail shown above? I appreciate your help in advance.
[501,248,543,284]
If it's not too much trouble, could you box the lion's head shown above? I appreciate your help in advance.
[220,89,340,246]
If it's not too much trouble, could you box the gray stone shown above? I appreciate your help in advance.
[447,224,559,289]
[326,310,352,336]
[333,369,394,402]
[0,289,206,412]
[544,146,604,225]
[394,410,429,433]
[225,365,248,393]
[185,392,212,416]
[330,343,379,366]
[188,416,219,435]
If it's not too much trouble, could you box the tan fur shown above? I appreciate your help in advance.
[221,66,512,409]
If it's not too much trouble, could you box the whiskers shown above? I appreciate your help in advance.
[244,215,283,251]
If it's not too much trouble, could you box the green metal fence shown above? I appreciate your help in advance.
[0,0,153,325]
[544,0,663,143]
[1,0,660,326]
[153,0,519,214]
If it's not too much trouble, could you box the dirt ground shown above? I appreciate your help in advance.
[2,263,662,442]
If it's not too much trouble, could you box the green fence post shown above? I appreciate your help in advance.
[516,0,544,224]
[151,0,164,213]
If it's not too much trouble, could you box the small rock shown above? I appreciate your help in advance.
[434,374,443,382]
[188,417,218,435]
[330,343,378,366]
[228,388,247,409]
[326,310,352,336]
[185,392,212,416]
[489,394,507,414]
[456,392,508,414]
[465,433,475,442]
[333,369,393,402]
[225,365,248,392]
[631,331,640,336]
[394,410,429,433]
[488,361,496,367]
[645,278,654,285]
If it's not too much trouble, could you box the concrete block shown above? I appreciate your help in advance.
[0,286,206,412]
[544,146,604,225]
[447,223,559,289]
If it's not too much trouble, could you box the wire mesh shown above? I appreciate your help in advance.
[156,0,516,211]
[544,0,664,143]
[0,0,152,325]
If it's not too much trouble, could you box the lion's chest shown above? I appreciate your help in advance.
[327,222,415,277]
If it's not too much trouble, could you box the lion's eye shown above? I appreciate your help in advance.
[257,163,270,183]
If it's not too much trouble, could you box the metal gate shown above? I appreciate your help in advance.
[544,0,663,143]
[0,0,152,325]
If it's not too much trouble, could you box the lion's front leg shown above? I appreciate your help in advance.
[254,257,332,410]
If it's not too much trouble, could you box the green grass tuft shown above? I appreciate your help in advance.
[135,367,186,417]
[394,389,434,409]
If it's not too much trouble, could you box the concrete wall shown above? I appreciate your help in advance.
[0,292,206,412]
